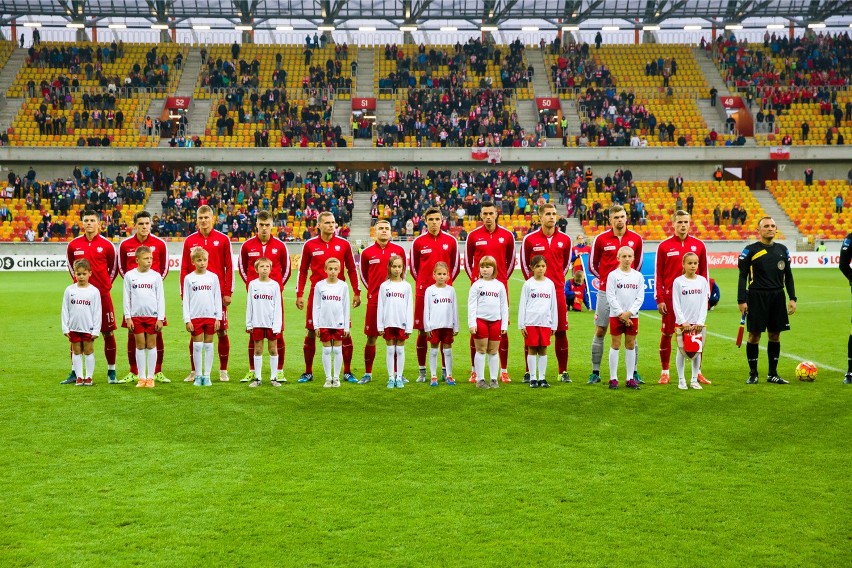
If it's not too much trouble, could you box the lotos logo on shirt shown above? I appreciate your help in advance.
[681,288,703,295]
[322,294,342,301]
[530,292,551,299]
[132,283,154,289]
[192,284,213,291]
[386,291,406,298]
[254,294,275,300]
[616,282,641,290]
[71,298,92,305]
[479,291,500,298]
[433,297,453,304]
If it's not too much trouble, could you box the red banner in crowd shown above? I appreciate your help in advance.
[535,98,561,111]
[352,98,377,111]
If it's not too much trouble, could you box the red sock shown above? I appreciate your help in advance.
[304,335,316,374]
[248,341,255,370]
[277,336,285,370]
[127,331,138,374]
[155,331,164,373]
[217,334,230,370]
[416,332,427,367]
[104,333,117,366]
[499,334,509,369]
[364,344,376,373]
[342,334,353,374]
[660,334,672,371]
[189,336,195,371]
[469,336,476,368]
[554,331,569,374]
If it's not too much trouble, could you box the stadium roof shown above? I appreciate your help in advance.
[2,1,850,30]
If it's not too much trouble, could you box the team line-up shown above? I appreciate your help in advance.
[62,200,828,390]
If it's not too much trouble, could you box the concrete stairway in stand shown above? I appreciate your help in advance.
[348,191,373,243]
[527,49,551,98]
[0,48,29,131]
[353,48,376,147]
[752,189,801,243]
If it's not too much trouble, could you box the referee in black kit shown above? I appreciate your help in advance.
[737,217,797,384]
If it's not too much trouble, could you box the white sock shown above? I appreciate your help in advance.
[474,352,486,382]
[538,354,548,382]
[387,346,396,379]
[193,343,203,377]
[442,348,453,377]
[322,346,333,379]
[85,353,95,378]
[501,367,507,374]
[609,348,620,381]
[72,353,84,380]
[146,349,156,379]
[625,348,636,380]
[429,347,439,379]
[332,346,343,379]
[395,346,406,380]
[488,353,499,381]
[269,355,278,379]
[108,364,115,371]
[135,348,147,378]
[691,354,702,382]
[527,354,538,381]
[203,343,214,377]
[676,349,686,381]
[254,355,263,380]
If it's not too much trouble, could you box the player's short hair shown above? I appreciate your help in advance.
[73,259,91,272]
[673,210,690,219]
[682,252,699,265]
[324,257,340,268]
[375,219,391,228]
[758,216,774,227]
[479,255,497,269]
[190,246,208,261]
[617,245,634,257]
[481,200,497,211]
[318,211,335,224]
[386,255,406,278]
[254,256,272,269]
[196,205,214,217]
[433,261,449,273]
[530,255,546,268]
[424,206,442,219]
[539,203,557,214]
[81,210,99,221]
[256,210,272,223]
[609,205,626,216]
[134,246,152,258]
[134,210,151,223]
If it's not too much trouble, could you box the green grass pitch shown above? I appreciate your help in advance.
[0,268,850,567]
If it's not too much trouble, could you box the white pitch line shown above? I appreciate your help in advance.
[640,312,845,373]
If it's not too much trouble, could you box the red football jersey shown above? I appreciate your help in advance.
[179,229,234,298]
[359,241,407,306]
[589,228,644,291]
[464,223,516,284]
[118,233,170,279]
[520,228,572,290]
[409,230,460,296]
[295,235,360,297]
[238,235,292,289]
[66,234,118,292]
[654,235,708,302]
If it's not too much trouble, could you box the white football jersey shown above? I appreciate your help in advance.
[518,277,558,329]
[672,274,709,326]
[123,268,166,320]
[467,278,509,330]
[605,268,645,317]
[377,279,413,334]
[423,284,459,332]
[61,284,102,336]
[182,271,223,322]
[312,279,350,330]
[246,279,283,333]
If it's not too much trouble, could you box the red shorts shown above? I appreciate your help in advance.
[68,331,96,343]
[474,318,503,341]
[523,326,552,347]
[413,295,425,330]
[123,316,168,329]
[609,316,639,336]
[363,303,379,337]
[427,328,455,346]
[660,299,676,335]
[382,327,409,341]
[130,317,159,334]
[100,291,117,333]
[190,318,217,336]
[250,327,281,341]
[319,328,345,342]
[555,290,569,332]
